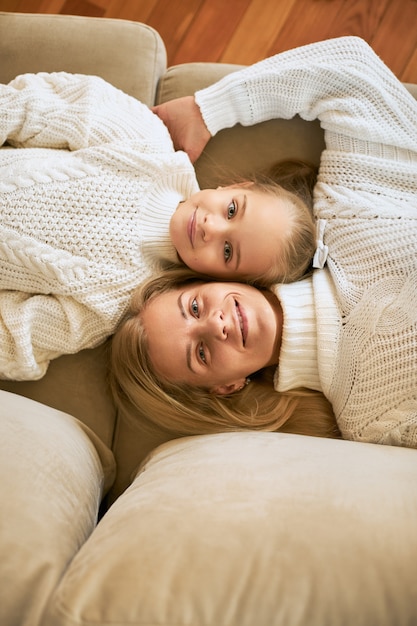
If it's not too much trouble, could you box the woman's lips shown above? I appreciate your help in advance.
[187,208,197,248]
[235,300,248,346]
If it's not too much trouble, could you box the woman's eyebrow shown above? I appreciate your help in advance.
[177,292,196,373]
[177,292,187,319]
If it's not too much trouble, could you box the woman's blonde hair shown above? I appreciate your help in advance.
[110,267,340,440]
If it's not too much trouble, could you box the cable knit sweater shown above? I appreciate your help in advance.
[0,72,198,379]
[196,36,417,448]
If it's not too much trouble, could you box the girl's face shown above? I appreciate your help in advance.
[141,281,283,394]
[169,186,292,280]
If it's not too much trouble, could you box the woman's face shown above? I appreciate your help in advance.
[169,186,292,280]
[141,281,283,394]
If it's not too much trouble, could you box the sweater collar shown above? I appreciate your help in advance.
[272,277,322,392]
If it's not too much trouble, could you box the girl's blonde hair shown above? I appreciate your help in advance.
[110,267,340,440]
[243,159,317,286]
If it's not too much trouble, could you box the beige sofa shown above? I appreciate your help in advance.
[1,11,416,626]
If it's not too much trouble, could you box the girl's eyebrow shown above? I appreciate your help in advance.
[234,194,247,272]
[177,292,196,373]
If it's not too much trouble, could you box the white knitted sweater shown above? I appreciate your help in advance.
[196,37,417,448]
[0,72,198,379]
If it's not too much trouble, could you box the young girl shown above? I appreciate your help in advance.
[0,74,314,381]
[111,36,417,449]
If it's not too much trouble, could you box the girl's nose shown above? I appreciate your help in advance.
[202,213,227,242]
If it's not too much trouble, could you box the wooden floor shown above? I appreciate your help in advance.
[3,0,417,83]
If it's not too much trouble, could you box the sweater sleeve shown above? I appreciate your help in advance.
[0,72,174,152]
[0,291,111,381]
[195,36,417,154]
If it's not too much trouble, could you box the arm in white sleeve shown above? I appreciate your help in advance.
[0,72,171,151]
[0,291,109,381]
[195,36,417,153]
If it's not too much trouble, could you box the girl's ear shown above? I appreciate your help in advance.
[210,378,246,396]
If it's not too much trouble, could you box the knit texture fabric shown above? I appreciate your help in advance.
[273,278,321,392]
[0,72,198,379]
[197,36,417,448]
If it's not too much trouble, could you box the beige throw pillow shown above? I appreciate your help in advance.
[0,390,114,626]
[45,431,417,626]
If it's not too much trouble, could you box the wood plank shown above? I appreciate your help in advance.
[318,0,390,42]
[61,0,104,16]
[171,0,252,64]
[371,0,417,82]
[0,0,24,9]
[269,0,344,53]
[14,0,51,10]
[144,0,205,65]
[38,0,68,13]
[402,47,417,84]
[105,0,159,21]
[221,0,297,65]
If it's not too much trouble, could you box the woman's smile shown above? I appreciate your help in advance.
[234,299,248,345]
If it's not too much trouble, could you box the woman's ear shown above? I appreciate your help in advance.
[210,378,246,396]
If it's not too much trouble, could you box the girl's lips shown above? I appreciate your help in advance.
[234,300,248,346]
[187,208,197,248]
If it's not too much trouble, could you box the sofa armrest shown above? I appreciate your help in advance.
[0,11,167,104]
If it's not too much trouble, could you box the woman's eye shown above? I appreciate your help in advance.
[191,298,199,317]
[227,200,237,219]
[224,242,233,263]
[198,343,207,364]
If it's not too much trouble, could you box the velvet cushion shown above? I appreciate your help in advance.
[0,390,115,626]
[45,432,417,626]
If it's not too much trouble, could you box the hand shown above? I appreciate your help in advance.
[151,96,211,163]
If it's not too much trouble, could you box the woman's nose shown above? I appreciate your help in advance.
[201,310,228,340]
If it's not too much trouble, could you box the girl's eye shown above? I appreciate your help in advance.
[224,241,233,263]
[227,200,237,219]
[198,343,207,364]
[191,298,199,317]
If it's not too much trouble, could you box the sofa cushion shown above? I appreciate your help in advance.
[0,341,116,449]
[0,390,115,626]
[45,432,417,626]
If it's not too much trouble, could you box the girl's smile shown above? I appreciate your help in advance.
[188,208,197,247]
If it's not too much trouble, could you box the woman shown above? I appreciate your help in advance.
[0,73,314,381]
[110,263,416,448]
[110,266,339,440]
[111,36,417,448]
